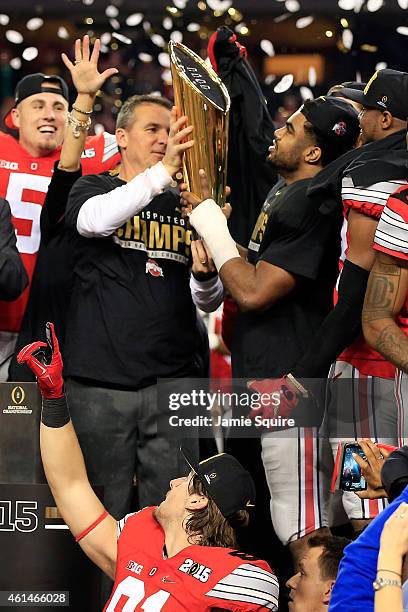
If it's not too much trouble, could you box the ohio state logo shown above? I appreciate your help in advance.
[332,121,347,137]
[145,258,164,278]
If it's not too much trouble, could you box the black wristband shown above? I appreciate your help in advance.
[192,269,218,282]
[41,396,70,428]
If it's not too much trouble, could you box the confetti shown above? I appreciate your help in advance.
[10,57,21,69]
[342,28,353,49]
[0,14,9,25]
[260,39,275,56]
[22,46,38,61]
[187,22,200,32]
[151,34,166,47]
[26,18,44,31]
[112,32,132,45]
[296,16,314,28]
[300,86,314,100]
[139,52,153,62]
[158,52,170,67]
[397,26,408,35]
[367,0,383,11]
[126,13,144,26]
[57,26,69,39]
[105,5,119,18]
[6,30,23,44]
[170,30,183,42]
[285,0,300,12]
[274,74,294,93]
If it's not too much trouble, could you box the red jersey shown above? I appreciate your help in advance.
[337,174,407,378]
[0,130,119,332]
[374,184,408,337]
[104,507,279,611]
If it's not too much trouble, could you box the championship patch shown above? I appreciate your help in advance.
[178,558,212,583]
[145,258,164,277]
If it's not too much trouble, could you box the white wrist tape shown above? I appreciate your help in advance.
[189,199,240,271]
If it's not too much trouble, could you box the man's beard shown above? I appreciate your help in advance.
[268,149,301,175]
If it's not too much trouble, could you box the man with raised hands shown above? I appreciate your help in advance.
[17,325,279,612]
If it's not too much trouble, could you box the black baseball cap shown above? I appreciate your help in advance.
[327,81,366,100]
[300,96,360,152]
[181,448,256,518]
[381,446,408,500]
[4,73,69,129]
[340,69,408,120]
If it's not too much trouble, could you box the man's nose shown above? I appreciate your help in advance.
[42,105,56,120]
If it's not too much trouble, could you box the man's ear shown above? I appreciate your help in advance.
[10,108,20,129]
[322,580,335,605]
[304,144,322,165]
[185,493,208,512]
[381,111,393,129]
[115,127,128,149]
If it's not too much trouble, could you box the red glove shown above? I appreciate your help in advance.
[17,322,64,399]
[248,374,308,423]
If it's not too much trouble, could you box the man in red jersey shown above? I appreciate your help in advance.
[18,324,279,611]
[0,44,120,378]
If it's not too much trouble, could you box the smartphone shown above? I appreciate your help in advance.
[339,443,367,492]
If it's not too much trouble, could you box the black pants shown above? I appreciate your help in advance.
[66,378,198,519]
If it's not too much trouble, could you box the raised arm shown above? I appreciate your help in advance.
[17,324,118,579]
[41,35,118,241]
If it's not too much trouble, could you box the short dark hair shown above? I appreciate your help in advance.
[184,474,249,548]
[303,120,354,167]
[308,535,350,581]
[116,94,172,131]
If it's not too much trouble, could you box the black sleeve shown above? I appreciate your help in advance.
[293,259,370,378]
[40,162,82,244]
[260,190,336,280]
[64,173,113,231]
[0,198,28,300]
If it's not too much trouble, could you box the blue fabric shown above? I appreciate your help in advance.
[329,486,408,611]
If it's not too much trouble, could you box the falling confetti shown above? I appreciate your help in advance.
[274,74,294,93]
[105,5,119,18]
[260,39,275,57]
[342,28,353,49]
[296,16,314,28]
[158,53,170,67]
[300,86,314,100]
[397,26,408,35]
[285,0,300,12]
[151,34,166,47]
[57,26,69,39]
[126,13,144,26]
[22,47,38,61]
[139,52,153,62]
[112,33,132,45]
[10,57,21,69]
[26,18,44,31]
[308,66,317,87]
[6,30,24,44]
[170,30,183,43]
[187,23,200,32]
[0,14,10,25]
[367,0,383,11]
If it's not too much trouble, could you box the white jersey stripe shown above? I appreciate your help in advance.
[206,583,278,609]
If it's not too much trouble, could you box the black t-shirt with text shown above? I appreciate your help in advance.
[64,172,199,389]
[232,178,342,378]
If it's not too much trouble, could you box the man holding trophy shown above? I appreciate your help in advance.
[178,42,361,568]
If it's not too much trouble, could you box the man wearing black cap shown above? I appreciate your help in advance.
[249,69,408,536]
[0,64,120,380]
[17,325,279,611]
[183,97,360,562]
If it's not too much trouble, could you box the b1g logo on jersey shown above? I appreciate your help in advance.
[178,558,212,583]
[0,159,19,170]
[126,560,143,575]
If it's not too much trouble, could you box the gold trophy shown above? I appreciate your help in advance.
[169,41,230,207]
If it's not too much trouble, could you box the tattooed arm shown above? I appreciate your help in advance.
[362,251,408,372]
